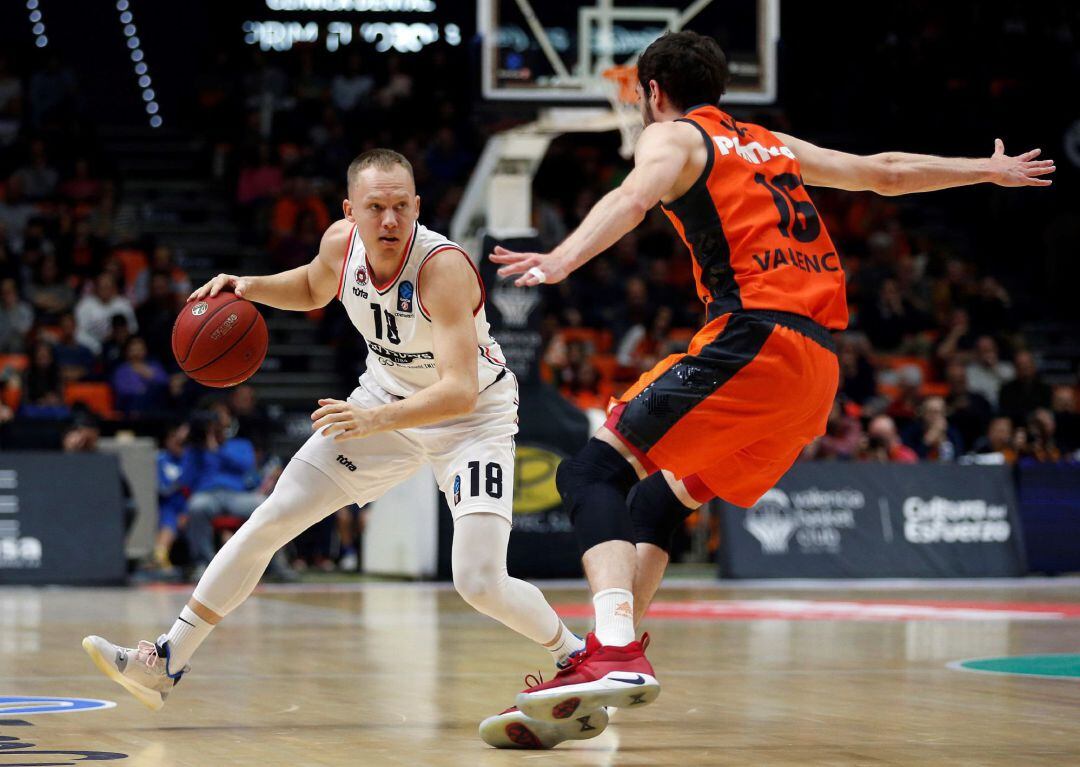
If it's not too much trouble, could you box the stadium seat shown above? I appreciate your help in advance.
[63,381,115,418]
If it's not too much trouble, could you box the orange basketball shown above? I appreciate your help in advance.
[172,293,268,388]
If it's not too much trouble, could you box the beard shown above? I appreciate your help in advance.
[641,99,656,127]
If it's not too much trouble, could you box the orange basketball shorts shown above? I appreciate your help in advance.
[604,310,839,508]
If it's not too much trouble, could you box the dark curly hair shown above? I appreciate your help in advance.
[637,31,729,111]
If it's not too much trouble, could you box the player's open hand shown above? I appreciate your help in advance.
[188,273,252,302]
[489,246,572,287]
[311,398,377,442]
[988,139,1055,187]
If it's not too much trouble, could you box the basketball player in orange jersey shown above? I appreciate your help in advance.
[82,149,607,749]
[490,30,1054,725]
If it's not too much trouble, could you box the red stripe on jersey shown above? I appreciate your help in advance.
[367,222,417,293]
[337,224,358,300]
[416,245,485,318]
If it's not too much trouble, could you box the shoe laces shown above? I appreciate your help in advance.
[523,671,544,689]
[136,640,161,670]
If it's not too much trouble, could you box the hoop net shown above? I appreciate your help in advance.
[600,64,643,159]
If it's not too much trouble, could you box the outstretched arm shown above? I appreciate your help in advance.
[491,120,697,286]
[188,219,351,310]
[774,134,1055,196]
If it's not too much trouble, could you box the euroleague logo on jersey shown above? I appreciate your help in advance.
[397,280,414,314]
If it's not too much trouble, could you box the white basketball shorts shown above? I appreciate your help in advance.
[294,369,519,522]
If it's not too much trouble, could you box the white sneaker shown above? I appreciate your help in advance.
[479,705,608,749]
[81,634,189,711]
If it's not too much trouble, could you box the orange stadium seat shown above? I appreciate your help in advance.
[63,381,115,418]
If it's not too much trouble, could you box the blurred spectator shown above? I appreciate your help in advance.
[944,360,992,450]
[49,311,96,382]
[903,396,963,461]
[0,56,22,147]
[237,142,284,208]
[28,254,75,323]
[135,270,180,363]
[0,177,37,251]
[971,416,1018,464]
[616,306,675,374]
[0,277,33,352]
[156,421,192,570]
[885,364,923,428]
[837,334,877,405]
[860,277,929,352]
[965,335,1014,409]
[935,308,976,364]
[966,276,1013,337]
[75,272,138,353]
[23,340,63,407]
[133,245,190,305]
[28,56,77,127]
[273,209,322,271]
[1051,386,1080,455]
[802,398,863,460]
[58,158,103,204]
[861,415,918,463]
[111,337,169,416]
[1018,409,1061,463]
[100,315,134,376]
[184,402,264,572]
[270,178,330,239]
[998,350,1052,425]
[12,139,59,201]
[330,53,374,113]
[228,384,272,456]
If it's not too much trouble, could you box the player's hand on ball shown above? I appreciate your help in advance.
[311,398,376,442]
[188,273,252,302]
[987,139,1055,187]
[490,246,572,287]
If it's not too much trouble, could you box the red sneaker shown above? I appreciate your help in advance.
[515,632,660,722]
[478,705,609,749]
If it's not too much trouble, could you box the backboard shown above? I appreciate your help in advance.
[478,0,778,104]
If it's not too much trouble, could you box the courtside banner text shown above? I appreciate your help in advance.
[719,464,1025,578]
[0,453,126,585]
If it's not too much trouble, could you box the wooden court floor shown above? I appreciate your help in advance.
[2,579,1079,766]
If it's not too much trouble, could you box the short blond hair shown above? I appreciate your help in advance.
[347,148,414,189]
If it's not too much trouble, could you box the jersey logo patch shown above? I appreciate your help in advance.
[453,474,461,505]
[397,280,414,314]
[354,264,368,286]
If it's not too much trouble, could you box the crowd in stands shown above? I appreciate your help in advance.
[0,6,1076,574]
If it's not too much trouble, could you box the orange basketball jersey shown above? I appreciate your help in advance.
[662,105,849,330]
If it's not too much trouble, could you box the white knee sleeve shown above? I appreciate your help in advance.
[451,512,560,646]
[193,460,348,616]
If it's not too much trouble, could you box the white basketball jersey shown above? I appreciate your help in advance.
[337,221,506,398]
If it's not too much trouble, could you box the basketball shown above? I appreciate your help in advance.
[171,293,268,388]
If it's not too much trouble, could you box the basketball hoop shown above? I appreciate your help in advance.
[600,64,643,159]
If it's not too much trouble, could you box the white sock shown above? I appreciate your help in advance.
[547,622,586,667]
[164,606,214,672]
[593,588,635,646]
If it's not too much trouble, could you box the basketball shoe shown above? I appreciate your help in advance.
[82,634,188,711]
[515,632,659,722]
[479,705,609,749]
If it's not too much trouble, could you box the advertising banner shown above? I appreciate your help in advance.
[0,453,126,585]
[720,463,1025,579]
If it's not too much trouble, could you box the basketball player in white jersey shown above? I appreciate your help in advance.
[82,150,605,749]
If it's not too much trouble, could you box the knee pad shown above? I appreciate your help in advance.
[557,439,639,554]
[556,440,639,512]
[629,473,696,553]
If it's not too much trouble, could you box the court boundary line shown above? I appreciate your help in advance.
[947,655,1080,682]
